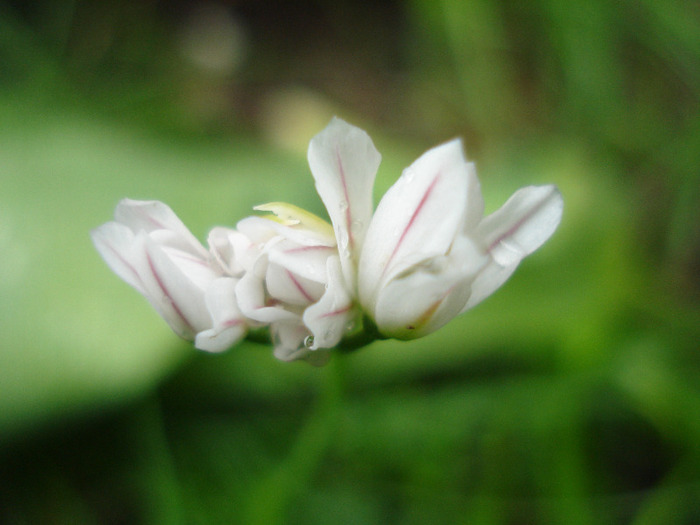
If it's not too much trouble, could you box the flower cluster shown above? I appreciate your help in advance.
[92,118,563,363]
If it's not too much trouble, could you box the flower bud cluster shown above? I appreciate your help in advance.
[92,199,351,363]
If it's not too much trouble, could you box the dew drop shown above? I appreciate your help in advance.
[304,335,315,348]
[339,200,349,212]
[345,320,356,332]
[351,219,363,232]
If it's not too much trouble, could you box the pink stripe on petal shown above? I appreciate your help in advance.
[144,214,167,230]
[102,241,147,292]
[168,250,213,267]
[486,188,556,255]
[320,305,353,318]
[384,173,441,273]
[146,251,195,333]
[287,270,315,303]
[283,245,335,254]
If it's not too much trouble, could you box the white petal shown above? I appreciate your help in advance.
[114,199,208,257]
[359,139,472,310]
[271,320,311,361]
[91,221,148,294]
[207,227,248,276]
[465,185,563,309]
[266,261,325,306]
[235,267,298,324]
[478,185,563,265]
[308,117,381,287]
[235,216,277,245]
[195,277,247,352]
[195,326,244,353]
[143,239,216,337]
[462,258,518,311]
[463,161,485,232]
[272,321,331,366]
[92,223,210,339]
[372,236,487,339]
[267,239,334,283]
[219,221,264,273]
[303,256,354,349]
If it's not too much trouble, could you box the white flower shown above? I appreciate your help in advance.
[92,119,563,363]
[213,203,354,363]
[307,117,564,339]
[91,199,246,352]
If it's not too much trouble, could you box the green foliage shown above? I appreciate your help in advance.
[1,1,699,523]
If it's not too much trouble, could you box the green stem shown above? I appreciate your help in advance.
[337,315,386,353]
[133,397,185,525]
[243,357,345,525]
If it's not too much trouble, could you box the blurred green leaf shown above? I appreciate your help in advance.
[0,96,320,440]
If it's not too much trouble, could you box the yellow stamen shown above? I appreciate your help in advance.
[254,202,334,237]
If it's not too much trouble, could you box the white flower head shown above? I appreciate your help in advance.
[307,117,564,340]
[92,119,563,363]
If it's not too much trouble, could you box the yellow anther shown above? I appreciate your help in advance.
[254,202,334,237]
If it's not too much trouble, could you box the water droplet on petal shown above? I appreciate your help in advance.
[304,335,315,348]
[339,201,349,212]
[351,219,363,232]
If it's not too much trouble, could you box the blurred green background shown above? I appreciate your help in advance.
[1,0,699,523]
